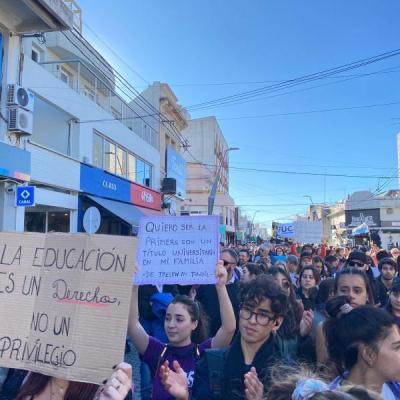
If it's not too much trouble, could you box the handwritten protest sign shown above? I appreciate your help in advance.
[0,232,136,384]
[134,215,219,285]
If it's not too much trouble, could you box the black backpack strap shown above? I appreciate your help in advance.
[204,349,227,399]
[155,345,168,377]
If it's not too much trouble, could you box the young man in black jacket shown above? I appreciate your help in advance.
[159,275,288,400]
[375,257,398,307]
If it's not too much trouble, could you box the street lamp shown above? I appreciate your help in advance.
[303,195,314,204]
[249,210,258,240]
[208,147,239,215]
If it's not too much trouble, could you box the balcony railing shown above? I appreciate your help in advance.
[38,59,160,150]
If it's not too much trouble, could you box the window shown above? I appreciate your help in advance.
[31,44,43,63]
[83,85,95,101]
[104,140,116,174]
[31,49,40,63]
[136,159,152,187]
[25,212,46,232]
[60,67,72,87]
[127,153,136,182]
[136,159,145,185]
[25,211,70,233]
[93,133,103,168]
[48,212,70,233]
[93,131,152,184]
[144,163,152,187]
[111,106,122,120]
[116,146,127,177]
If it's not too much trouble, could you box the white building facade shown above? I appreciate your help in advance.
[0,1,163,235]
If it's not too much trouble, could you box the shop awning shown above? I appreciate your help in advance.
[85,195,161,231]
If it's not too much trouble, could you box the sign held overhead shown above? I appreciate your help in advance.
[134,215,219,285]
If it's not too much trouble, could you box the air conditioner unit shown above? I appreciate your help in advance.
[8,107,33,135]
[7,84,34,112]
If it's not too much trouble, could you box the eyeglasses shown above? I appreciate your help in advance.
[239,305,275,326]
[348,260,364,268]
[223,260,235,266]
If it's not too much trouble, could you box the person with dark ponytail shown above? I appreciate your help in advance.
[128,261,236,400]
[316,268,374,366]
[325,296,400,399]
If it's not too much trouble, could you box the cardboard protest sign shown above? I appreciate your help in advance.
[0,232,136,384]
[293,220,323,243]
[134,215,219,285]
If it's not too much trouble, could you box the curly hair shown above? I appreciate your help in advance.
[238,274,288,317]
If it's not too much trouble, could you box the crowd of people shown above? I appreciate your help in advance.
[1,240,400,399]
[132,240,400,400]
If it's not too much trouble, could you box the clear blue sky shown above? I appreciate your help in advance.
[77,0,400,230]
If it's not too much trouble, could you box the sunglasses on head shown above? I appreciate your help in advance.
[348,260,364,268]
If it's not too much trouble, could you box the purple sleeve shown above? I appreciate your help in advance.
[140,336,166,374]
[199,338,212,354]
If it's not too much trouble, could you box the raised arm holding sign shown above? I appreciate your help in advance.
[128,261,235,400]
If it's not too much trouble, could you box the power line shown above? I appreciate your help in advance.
[83,22,150,86]
[186,48,400,111]
[149,65,400,88]
[195,162,399,179]
[66,98,400,125]
[216,100,400,121]
[188,66,400,113]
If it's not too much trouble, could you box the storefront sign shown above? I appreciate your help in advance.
[130,183,161,211]
[80,164,130,203]
[345,209,381,227]
[0,141,31,181]
[16,186,35,206]
[166,146,186,199]
[134,215,219,285]
[0,232,136,384]
[80,164,161,210]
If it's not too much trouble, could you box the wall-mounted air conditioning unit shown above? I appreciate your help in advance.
[8,107,33,136]
[7,84,34,112]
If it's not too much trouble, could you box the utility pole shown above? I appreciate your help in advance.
[208,147,239,215]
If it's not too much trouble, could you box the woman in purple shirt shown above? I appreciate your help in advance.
[128,261,236,400]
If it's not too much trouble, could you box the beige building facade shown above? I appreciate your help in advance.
[182,117,236,243]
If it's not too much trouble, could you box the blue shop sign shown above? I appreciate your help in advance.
[80,163,131,202]
[0,141,31,181]
[16,186,35,206]
[166,145,186,199]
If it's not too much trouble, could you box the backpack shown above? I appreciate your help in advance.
[194,348,228,400]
